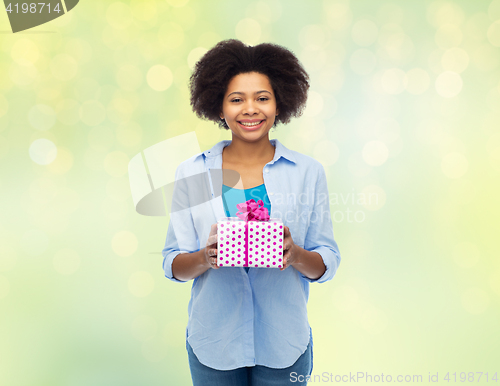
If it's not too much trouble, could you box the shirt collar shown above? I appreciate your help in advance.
[201,138,296,164]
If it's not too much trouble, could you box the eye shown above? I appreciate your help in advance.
[231,98,242,103]
[258,97,269,101]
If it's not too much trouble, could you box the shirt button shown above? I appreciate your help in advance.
[269,192,274,196]
[265,169,269,173]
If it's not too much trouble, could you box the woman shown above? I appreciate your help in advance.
[162,39,341,385]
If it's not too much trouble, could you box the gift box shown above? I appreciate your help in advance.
[217,199,284,268]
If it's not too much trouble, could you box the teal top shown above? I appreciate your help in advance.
[222,183,271,273]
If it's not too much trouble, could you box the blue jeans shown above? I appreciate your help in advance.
[186,340,313,385]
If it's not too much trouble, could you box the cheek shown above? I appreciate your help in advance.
[266,104,278,116]
[223,106,238,120]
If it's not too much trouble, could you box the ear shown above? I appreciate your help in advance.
[276,108,279,116]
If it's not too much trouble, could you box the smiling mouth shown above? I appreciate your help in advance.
[238,120,264,127]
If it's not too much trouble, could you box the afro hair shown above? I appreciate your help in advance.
[189,39,310,130]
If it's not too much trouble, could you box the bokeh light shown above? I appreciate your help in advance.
[303,91,324,117]
[11,38,39,65]
[324,1,352,31]
[362,140,389,166]
[435,71,463,98]
[147,65,173,92]
[312,140,339,167]
[29,138,57,165]
[441,47,469,73]
[381,68,407,94]
[9,62,37,86]
[47,147,74,174]
[111,231,138,257]
[435,24,463,49]
[130,0,158,22]
[187,47,208,70]
[235,18,261,45]
[489,0,500,20]
[487,20,500,46]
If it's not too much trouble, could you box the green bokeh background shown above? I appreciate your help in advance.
[1,0,500,385]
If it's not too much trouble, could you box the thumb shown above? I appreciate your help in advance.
[209,223,218,236]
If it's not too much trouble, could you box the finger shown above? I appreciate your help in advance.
[206,234,218,246]
[209,223,218,236]
[282,247,289,258]
[283,250,289,266]
[283,226,290,237]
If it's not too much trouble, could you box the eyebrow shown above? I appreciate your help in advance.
[227,90,272,98]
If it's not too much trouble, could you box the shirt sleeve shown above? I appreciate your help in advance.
[301,163,341,283]
[161,165,201,283]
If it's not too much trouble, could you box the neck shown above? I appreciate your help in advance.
[224,134,275,164]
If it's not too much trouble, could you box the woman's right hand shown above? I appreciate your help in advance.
[204,223,219,269]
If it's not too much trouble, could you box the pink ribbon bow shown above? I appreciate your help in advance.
[235,199,270,221]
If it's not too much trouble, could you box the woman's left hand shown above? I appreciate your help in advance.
[280,226,299,270]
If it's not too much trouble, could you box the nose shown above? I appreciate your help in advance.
[243,100,259,115]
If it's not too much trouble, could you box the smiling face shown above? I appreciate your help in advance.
[220,72,279,143]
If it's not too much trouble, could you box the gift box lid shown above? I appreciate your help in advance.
[217,217,283,223]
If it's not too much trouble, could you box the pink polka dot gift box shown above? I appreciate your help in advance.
[217,199,284,268]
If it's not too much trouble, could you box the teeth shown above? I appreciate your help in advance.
[240,121,263,127]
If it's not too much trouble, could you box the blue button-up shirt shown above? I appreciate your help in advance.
[162,138,341,371]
